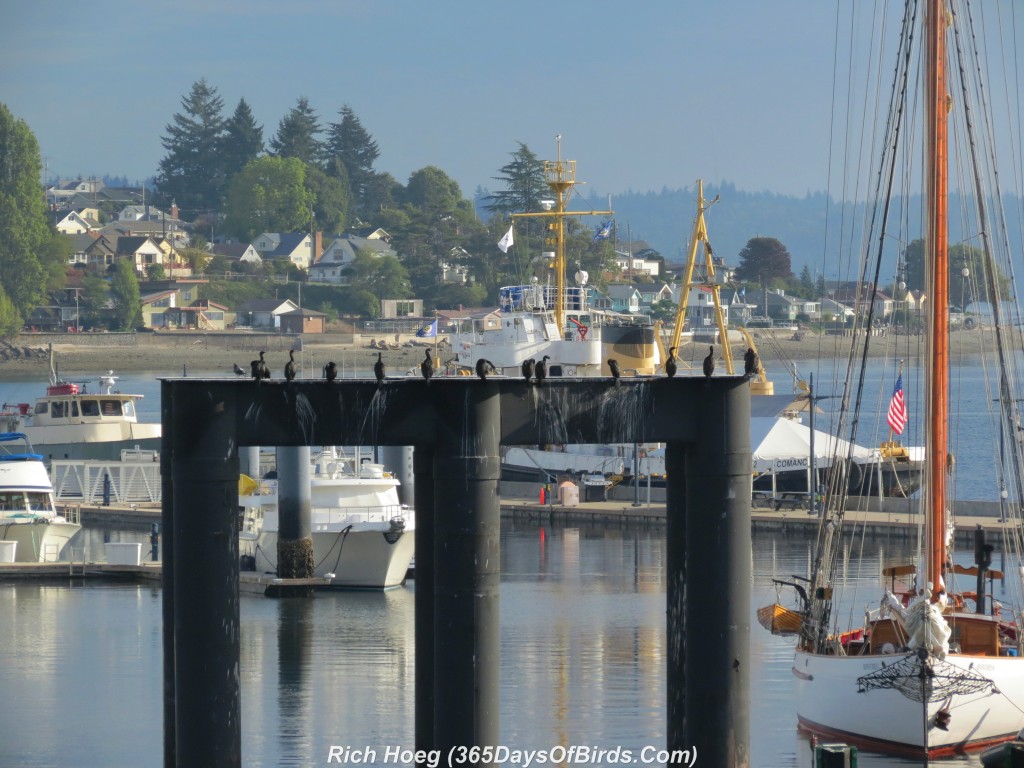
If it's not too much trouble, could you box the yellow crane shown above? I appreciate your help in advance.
[667,180,773,394]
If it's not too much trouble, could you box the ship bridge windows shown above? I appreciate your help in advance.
[26,492,52,512]
[51,402,65,418]
[34,403,48,415]
[80,400,100,417]
[101,399,123,417]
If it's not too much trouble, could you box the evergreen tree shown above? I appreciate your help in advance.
[0,103,50,324]
[270,97,323,167]
[0,286,20,339]
[156,79,227,214]
[734,237,793,283]
[304,164,349,235]
[483,142,547,217]
[222,98,264,184]
[799,265,814,296]
[324,105,380,217]
[110,259,143,331]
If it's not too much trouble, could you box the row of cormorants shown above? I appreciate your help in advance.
[235,346,759,383]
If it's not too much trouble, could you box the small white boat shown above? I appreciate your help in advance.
[238,448,414,590]
[0,368,160,463]
[0,432,81,562]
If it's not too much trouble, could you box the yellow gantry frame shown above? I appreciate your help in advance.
[670,179,733,374]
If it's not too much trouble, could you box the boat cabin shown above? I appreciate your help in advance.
[27,383,141,426]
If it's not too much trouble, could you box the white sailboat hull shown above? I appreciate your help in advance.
[793,649,1024,756]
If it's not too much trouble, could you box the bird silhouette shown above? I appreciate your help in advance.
[521,358,535,383]
[258,350,270,380]
[743,347,759,378]
[703,345,715,382]
[665,347,678,378]
[374,352,385,384]
[535,355,550,384]
[233,362,246,377]
[608,358,621,382]
[284,349,296,382]
[250,358,261,380]
[323,361,337,383]
[475,359,496,380]
[421,349,433,384]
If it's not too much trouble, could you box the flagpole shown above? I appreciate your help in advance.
[433,310,438,370]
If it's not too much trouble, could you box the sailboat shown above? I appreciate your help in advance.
[784,0,1024,757]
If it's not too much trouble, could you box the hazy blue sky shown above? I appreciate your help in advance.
[2,1,1020,201]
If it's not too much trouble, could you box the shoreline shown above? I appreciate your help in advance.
[0,327,996,379]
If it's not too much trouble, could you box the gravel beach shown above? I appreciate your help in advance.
[0,326,997,380]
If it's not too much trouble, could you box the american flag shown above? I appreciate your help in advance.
[887,373,908,434]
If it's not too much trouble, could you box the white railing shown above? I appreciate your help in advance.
[312,504,407,528]
[52,459,162,503]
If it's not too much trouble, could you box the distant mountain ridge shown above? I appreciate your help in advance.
[585,183,1023,279]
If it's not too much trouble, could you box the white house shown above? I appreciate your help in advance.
[252,232,316,270]
[51,209,95,235]
[308,233,396,284]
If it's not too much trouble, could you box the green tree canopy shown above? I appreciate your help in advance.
[110,260,143,331]
[304,164,349,235]
[0,286,21,338]
[324,105,379,218]
[223,156,313,240]
[345,252,411,302]
[0,103,51,323]
[733,237,794,283]
[270,97,323,167]
[156,79,227,213]
[483,142,547,218]
[902,238,1008,306]
[222,98,264,184]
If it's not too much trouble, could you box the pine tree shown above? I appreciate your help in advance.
[110,259,143,331]
[156,79,227,214]
[270,97,323,167]
[483,142,547,217]
[222,98,264,184]
[324,105,380,218]
[0,103,50,325]
[799,265,815,296]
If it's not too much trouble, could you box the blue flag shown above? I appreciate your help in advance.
[594,220,613,241]
[415,319,438,338]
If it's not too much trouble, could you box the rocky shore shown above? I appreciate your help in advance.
[0,327,995,380]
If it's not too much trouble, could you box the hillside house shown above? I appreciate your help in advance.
[252,232,318,270]
[308,233,396,284]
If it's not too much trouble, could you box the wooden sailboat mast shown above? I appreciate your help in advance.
[925,0,949,599]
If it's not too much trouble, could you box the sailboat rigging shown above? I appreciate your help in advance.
[771,0,1024,757]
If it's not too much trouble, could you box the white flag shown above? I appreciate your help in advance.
[497,225,514,253]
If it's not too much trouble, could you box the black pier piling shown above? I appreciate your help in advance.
[161,375,751,767]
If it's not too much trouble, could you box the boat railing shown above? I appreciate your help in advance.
[313,504,408,527]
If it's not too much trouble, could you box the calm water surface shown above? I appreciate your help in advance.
[0,521,994,768]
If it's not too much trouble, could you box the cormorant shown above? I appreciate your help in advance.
[521,358,535,383]
[258,350,270,380]
[665,347,678,378]
[233,362,246,376]
[284,349,296,382]
[534,355,550,384]
[421,349,433,384]
[702,346,715,381]
[608,358,621,382]
[323,361,337,383]
[374,352,385,384]
[475,359,496,380]
[743,347,759,378]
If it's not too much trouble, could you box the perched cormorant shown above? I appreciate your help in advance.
[743,347,759,378]
[534,355,550,384]
[374,352,385,384]
[233,362,246,376]
[258,350,270,380]
[702,345,715,381]
[284,349,296,382]
[323,361,337,383]
[521,358,535,383]
[421,349,433,384]
[665,347,678,378]
[608,358,621,382]
[475,359,496,380]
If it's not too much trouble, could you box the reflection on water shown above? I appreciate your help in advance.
[0,523,988,767]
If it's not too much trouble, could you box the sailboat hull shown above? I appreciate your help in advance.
[793,649,1024,756]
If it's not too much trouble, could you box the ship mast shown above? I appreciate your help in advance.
[512,135,612,336]
[925,0,949,599]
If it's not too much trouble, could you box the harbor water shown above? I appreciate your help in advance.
[0,521,993,767]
